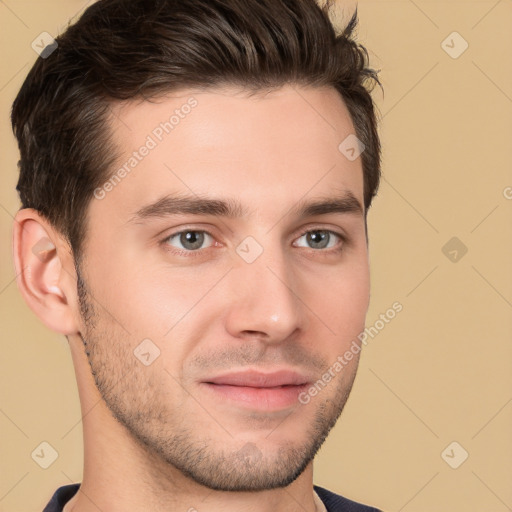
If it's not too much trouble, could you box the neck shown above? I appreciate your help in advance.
[64,424,319,512]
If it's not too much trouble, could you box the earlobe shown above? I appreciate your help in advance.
[12,208,80,335]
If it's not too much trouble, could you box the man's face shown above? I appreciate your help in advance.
[76,84,370,491]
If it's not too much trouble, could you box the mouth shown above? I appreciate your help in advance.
[200,370,312,410]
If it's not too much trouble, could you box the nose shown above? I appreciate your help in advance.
[224,247,307,344]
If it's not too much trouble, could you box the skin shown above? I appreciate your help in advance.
[13,84,370,512]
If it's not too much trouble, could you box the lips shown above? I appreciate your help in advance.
[201,370,312,410]
[205,370,310,388]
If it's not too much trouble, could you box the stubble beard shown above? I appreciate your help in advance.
[75,265,357,492]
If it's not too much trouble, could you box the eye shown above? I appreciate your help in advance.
[164,230,215,252]
[294,229,343,250]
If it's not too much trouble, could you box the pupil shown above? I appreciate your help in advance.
[182,231,203,250]
[308,231,328,249]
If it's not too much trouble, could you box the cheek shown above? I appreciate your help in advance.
[87,253,206,337]
[115,268,227,363]
[307,261,370,335]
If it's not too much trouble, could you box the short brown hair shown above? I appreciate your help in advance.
[11,0,382,267]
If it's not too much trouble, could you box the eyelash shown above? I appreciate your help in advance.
[159,227,347,258]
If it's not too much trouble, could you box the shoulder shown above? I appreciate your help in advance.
[42,483,80,512]
[314,485,383,512]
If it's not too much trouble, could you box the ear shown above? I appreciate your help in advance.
[12,208,80,335]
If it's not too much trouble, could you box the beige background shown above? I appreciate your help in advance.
[1,1,511,511]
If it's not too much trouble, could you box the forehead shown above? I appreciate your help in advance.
[93,84,364,222]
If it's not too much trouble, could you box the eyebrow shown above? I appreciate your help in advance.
[127,190,364,224]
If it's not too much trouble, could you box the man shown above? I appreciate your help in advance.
[11,0,383,510]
